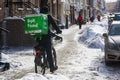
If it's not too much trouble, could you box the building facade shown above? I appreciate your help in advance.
[106,1,119,13]
[0,0,41,22]
[0,0,64,47]
[0,0,106,47]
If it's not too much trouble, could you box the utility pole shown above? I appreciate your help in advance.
[2,0,8,48]
[83,0,86,20]
[119,0,120,12]
[5,0,9,17]
[56,0,59,24]
[51,0,54,15]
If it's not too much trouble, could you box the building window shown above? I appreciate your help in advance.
[17,0,23,8]
[17,0,24,10]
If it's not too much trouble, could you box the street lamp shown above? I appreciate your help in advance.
[5,0,9,17]
[65,10,70,29]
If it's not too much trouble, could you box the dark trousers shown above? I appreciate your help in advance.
[40,35,54,69]
[79,22,82,29]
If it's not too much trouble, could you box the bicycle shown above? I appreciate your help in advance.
[33,32,62,74]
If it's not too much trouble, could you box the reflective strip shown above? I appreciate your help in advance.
[25,30,42,34]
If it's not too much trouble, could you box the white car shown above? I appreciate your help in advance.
[103,21,120,65]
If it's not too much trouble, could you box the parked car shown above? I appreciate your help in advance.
[103,21,120,65]
[109,13,115,20]
[108,13,120,21]
[114,13,120,20]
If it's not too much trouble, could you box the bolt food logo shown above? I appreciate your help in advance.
[24,14,48,35]
[27,19,38,28]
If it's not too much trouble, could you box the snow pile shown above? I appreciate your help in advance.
[0,76,6,80]
[0,53,11,63]
[79,18,108,50]
[9,56,34,70]
[16,73,48,80]
[91,17,108,29]
[16,73,70,80]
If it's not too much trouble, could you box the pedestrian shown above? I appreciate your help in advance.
[97,15,101,21]
[65,15,68,29]
[90,16,95,22]
[39,6,62,72]
[77,13,83,29]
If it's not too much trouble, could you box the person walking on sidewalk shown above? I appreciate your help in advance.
[90,16,95,22]
[97,15,101,21]
[77,13,83,29]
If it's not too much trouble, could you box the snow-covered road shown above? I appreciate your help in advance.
[1,19,120,80]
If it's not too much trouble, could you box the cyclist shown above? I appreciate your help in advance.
[37,6,62,72]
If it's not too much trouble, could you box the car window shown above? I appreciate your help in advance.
[109,24,120,35]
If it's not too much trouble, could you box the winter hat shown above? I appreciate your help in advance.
[40,6,49,14]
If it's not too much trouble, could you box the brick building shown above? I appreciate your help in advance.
[0,0,41,47]
[106,2,117,13]
[0,0,106,47]
[0,0,63,47]
[0,0,41,22]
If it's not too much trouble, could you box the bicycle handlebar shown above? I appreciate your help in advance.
[50,32,61,37]
[50,32,63,42]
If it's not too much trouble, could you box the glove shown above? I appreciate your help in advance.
[57,30,62,34]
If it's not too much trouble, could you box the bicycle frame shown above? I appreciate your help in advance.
[34,45,48,74]
[33,32,62,74]
[34,46,45,66]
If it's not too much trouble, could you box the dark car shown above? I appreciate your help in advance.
[114,13,120,20]
[103,21,120,65]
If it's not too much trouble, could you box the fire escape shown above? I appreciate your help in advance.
[4,1,39,17]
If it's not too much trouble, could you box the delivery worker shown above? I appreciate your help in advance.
[39,6,62,72]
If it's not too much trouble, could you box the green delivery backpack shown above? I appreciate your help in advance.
[24,14,48,40]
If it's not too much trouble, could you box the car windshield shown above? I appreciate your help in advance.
[109,24,120,35]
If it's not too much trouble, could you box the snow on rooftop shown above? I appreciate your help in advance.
[4,16,24,21]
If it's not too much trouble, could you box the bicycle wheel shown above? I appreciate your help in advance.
[34,54,46,75]
[52,47,57,67]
